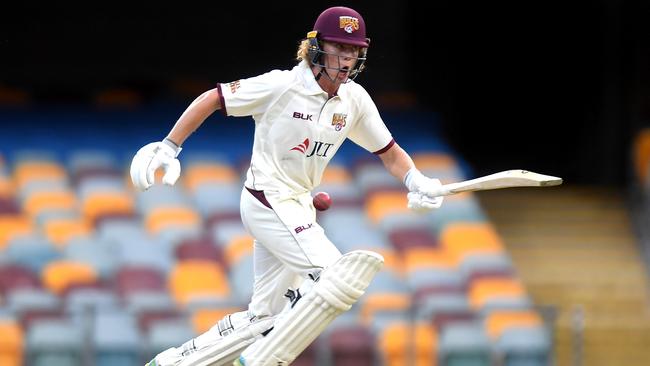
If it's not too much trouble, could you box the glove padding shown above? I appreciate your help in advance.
[404,168,444,212]
[130,141,181,191]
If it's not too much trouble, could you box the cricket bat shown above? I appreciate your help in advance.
[430,169,563,196]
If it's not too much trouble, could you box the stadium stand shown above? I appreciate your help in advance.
[0,108,555,365]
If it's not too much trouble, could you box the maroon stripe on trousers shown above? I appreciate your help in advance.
[246,187,273,210]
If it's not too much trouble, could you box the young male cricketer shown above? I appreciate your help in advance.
[131,6,445,366]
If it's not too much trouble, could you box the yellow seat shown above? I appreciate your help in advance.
[468,277,526,310]
[145,206,201,235]
[169,260,230,306]
[42,260,98,294]
[23,190,77,218]
[82,191,134,223]
[378,322,437,366]
[366,191,409,224]
[224,234,254,267]
[184,163,238,191]
[412,153,458,171]
[0,320,23,366]
[440,222,504,261]
[14,162,67,191]
[403,247,458,273]
[0,214,33,249]
[43,217,91,248]
[320,164,352,184]
[485,310,543,340]
[191,307,244,334]
[360,292,411,326]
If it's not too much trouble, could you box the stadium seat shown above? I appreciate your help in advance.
[224,234,254,268]
[494,327,552,366]
[388,226,439,252]
[359,292,411,330]
[41,260,98,295]
[26,319,84,366]
[82,191,134,224]
[175,237,226,267]
[183,162,238,191]
[64,287,119,314]
[0,320,24,366]
[63,238,117,280]
[192,183,242,218]
[468,277,531,314]
[116,265,167,298]
[23,190,77,219]
[228,252,254,305]
[93,310,141,366]
[13,161,67,192]
[328,323,375,366]
[365,190,410,224]
[377,322,437,366]
[0,264,40,296]
[114,236,174,274]
[169,260,231,306]
[438,322,491,366]
[0,214,33,250]
[43,217,91,248]
[145,319,196,363]
[145,206,202,235]
[191,306,245,334]
[5,235,61,273]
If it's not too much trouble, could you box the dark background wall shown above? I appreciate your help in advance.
[1,1,648,185]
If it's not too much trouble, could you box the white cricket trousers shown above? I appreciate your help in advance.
[239,186,342,319]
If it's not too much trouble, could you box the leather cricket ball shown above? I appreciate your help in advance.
[313,192,332,211]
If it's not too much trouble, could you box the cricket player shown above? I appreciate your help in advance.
[131,6,444,366]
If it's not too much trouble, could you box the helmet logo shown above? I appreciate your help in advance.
[339,16,359,33]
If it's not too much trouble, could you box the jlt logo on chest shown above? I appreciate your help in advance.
[290,138,334,157]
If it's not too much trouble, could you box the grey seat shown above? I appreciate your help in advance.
[495,327,552,366]
[27,319,84,366]
[438,322,492,366]
[93,309,141,366]
[145,319,196,362]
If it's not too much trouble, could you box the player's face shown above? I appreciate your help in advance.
[320,41,360,82]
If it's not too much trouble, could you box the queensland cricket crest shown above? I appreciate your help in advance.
[332,113,347,131]
[339,16,359,33]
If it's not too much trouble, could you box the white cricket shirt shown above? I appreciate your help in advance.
[218,60,393,195]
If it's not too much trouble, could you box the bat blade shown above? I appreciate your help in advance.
[434,169,563,196]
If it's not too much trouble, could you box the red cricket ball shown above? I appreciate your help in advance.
[313,191,332,211]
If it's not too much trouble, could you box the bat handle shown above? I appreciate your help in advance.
[427,184,454,197]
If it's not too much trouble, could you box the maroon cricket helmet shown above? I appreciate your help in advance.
[313,6,370,48]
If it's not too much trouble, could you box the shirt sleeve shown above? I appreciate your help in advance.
[218,69,290,117]
[347,86,394,154]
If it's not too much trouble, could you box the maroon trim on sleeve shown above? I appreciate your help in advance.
[216,83,228,116]
[373,138,396,155]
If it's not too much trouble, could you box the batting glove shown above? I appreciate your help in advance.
[130,138,182,191]
[404,168,444,211]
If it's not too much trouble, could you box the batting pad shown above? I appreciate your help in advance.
[239,250,384,366]
[178,316,275,366]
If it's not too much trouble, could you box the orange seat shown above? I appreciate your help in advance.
[360,293,411,326]
[402,247,458,273]
[0,214,33,249]
[468,277,526,310]
[169,260,231,306]
[184,163,238,191]
[485,310,543,339]
[320,164,352,184]
[43,217,91,247]
[191,307,244,334]
[371,248,402,275]
[633,128,650,184]
[145,206,201,235]
[0,320,23,366]
[224,234,254,266]
[14,162,67,190]
[378,322,437,366]
[82,191,134,223]
[23,190,77,218]
[366,191,409,224]
[440,222,504,261]
[42,261,98,294]
[412,153,458,171]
